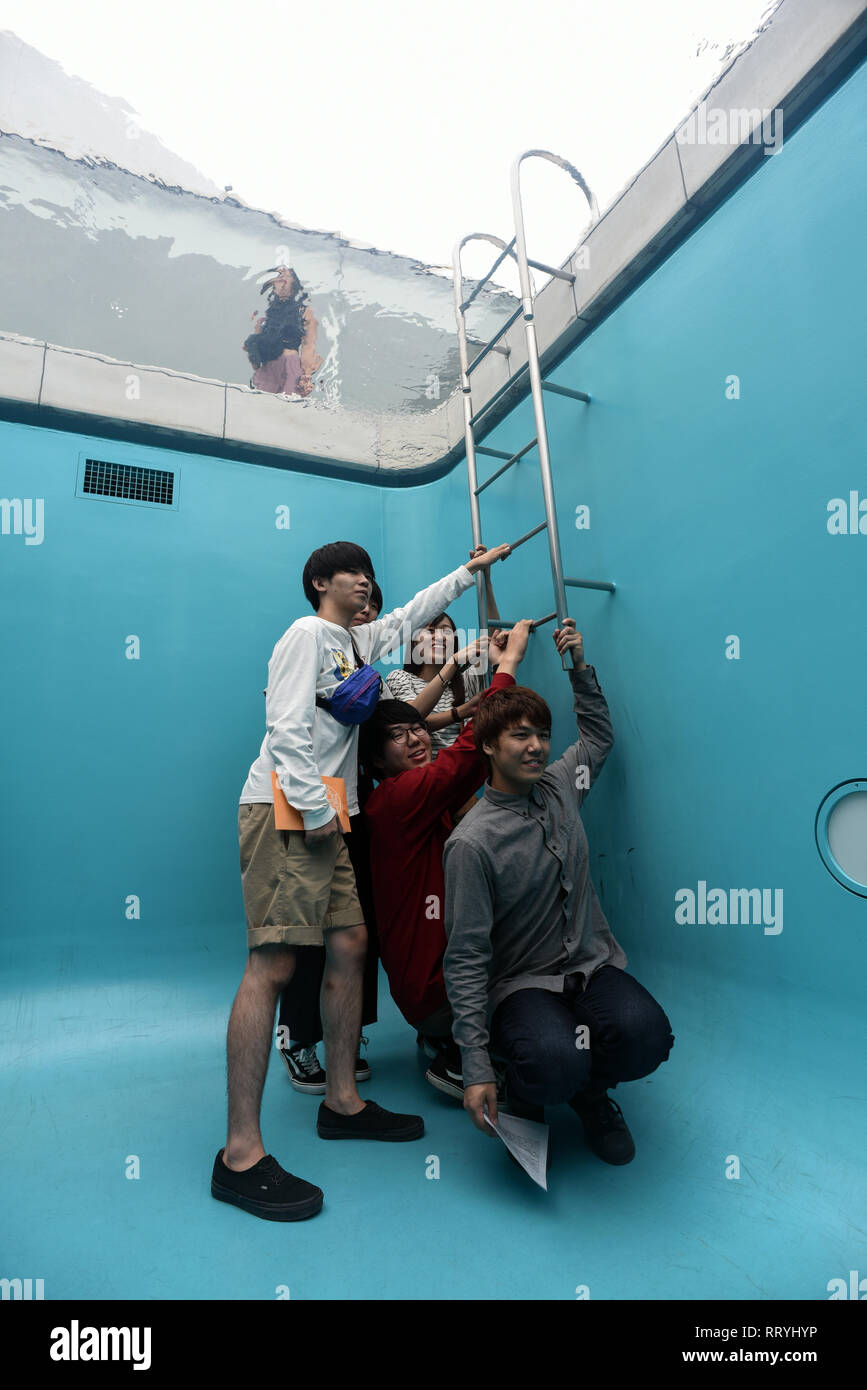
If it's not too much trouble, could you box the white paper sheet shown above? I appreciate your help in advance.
[484,1110,550,1190]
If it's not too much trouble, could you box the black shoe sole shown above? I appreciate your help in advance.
[211,1179,324,1221]
[584,1143,636,1165]
[279,1049,327,1094]
[316,1119,424,1142]
[287,1077,328,1094]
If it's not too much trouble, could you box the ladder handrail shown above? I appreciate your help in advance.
[509,150,599,305]
[510,149,599,668]
[453,160,605,677]
[452,232,514,636]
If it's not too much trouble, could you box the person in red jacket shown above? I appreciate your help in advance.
[359,621,532,1097]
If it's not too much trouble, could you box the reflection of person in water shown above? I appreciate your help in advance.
[243,266,323,398]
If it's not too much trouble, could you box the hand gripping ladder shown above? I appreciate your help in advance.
[452,150,615,670]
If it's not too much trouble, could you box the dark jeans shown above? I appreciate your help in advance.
[277,812,378,1046]
[416,1001,453,1038]
[490,965,674,1107]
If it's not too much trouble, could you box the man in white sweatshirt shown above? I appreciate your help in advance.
[211,537,512,1221]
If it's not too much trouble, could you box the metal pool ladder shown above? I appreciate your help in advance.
[452,149,615,670]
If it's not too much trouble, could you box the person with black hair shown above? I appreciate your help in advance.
[211,538,512,1221]
[442,620,674,1169]
[278,559,491,1093]
[386,553,500,753]
[276,581,383,1095]
[359,622,532,1099]
[242,265,322,397]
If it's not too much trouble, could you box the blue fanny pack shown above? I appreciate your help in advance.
[316,634,383,726]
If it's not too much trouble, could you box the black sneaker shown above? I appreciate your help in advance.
[316,1098,424,1142]
[211,1150,323,1222]
[425,1049,463,1101]
[280,1041,371,1092]
[279,1044,327,1094]
[569,1089,635,1164]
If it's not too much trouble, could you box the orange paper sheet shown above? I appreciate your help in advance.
[271,771,350,833]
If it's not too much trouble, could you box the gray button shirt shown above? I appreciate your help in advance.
[442,665,627,1087]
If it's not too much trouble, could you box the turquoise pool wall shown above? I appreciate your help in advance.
[1,59,864,1300]
[418,58,867,1010]
[384,57,867,1017]
[0,429,389,966]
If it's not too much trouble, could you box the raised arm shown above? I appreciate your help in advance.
[358,543,512,666]
[546,620,614,806]
[375,668,518,830]
[371,627,529,831]
[397,636,489,726]
[468,543,500,622]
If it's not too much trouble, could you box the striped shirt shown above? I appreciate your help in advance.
[383,666,484,752]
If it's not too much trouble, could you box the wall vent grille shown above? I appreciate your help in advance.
[77,458,178,509]
[82,458,174,504]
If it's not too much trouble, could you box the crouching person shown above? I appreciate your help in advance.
[442,619,674,1166]
[359,623,531,1096]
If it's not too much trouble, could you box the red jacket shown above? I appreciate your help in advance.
[364,671,515,1026]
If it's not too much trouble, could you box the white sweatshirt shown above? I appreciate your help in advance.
[239,564,476,827]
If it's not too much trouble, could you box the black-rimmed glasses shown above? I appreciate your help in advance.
[386,724,428,745]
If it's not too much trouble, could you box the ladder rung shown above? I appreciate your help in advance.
[460,238,517,312]
[530,611,558,630]
[469,362,530,426]
[490,611,558,631]
[475,446,515,459]
[541,381,590,403]
[564,576,616,592]
[474,438,537,496]
[508,520,547,551]
[525,257,575,282]
[468,365,589,426]
[466,305,523,375]
[466,335,509,357]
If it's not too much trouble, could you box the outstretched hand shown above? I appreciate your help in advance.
[466,543,512,573]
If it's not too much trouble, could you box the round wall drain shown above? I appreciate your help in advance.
[815,781,867,898]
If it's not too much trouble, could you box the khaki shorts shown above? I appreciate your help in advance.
[238,802,364,950]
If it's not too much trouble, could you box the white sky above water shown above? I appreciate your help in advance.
[2,0,780,288]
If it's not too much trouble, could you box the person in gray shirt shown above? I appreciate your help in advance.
[442,619,674,1166]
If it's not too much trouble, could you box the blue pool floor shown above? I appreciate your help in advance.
[1,935,863,1301]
